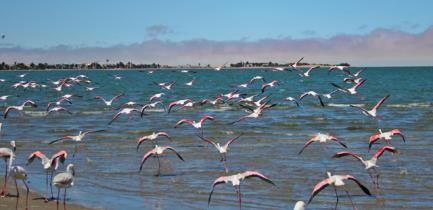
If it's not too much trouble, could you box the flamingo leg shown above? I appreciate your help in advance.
[156,155,161,176]
[23,180,29,210]
[56,188,60,210]
[63,188,67,210]
[334,187,339,210]
[45,170,49,202]
[345,190,357,210]
[1,159,8,197]
[223,159,229,174]
[15,178,19,197]
[50,170,55,200]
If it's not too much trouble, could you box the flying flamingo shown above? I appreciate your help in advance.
[350,95,390,118]
[261,80,278,93]
[302,65,320,77]
[149,93,165,102]
[136,132,171,151]
[175,115,214,134]
[94,93,123,107]
[47,106,73,116]
[153,81,176,90]
[201,96,224,106]
[185,78,196,86]
[331,79,366,95]
[139,145,184,176]
[49,130,105,144]
[299,91,325,107]
[291,57,304,70]
[0,141,15,196]
[26,150,68,201]
[197,134,242,173]
[108,108,142,125]
[208,170,275,210]
[307,172,371,210]
[328,65,351,75]
[368,128,405,150]
[230,101,276,124]
[352,67,366,77]
[322,90,339,99]
[332,145,400,189]
[285,97,300,107]
[222,89,245,101]
[8,165,29,210]
[298,133,347,154]
[249,76,266,84]
[53,164,75,210]
[140,101,165,114]
[167,99,193,113]
[343,77,364,84]
[3,100,37,118]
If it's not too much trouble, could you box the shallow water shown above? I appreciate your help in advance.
[0,67,432,209]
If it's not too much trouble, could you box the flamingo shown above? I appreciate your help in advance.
[27,150,68,201]
[331,79,366,95]
[332,145,400,188]
[328,65,351,75]
[222,89,246,102]
[167,99,193,113]
[343,77,364,84]
[208,171,275,209]
[285,97,300,107]
[47,106,73,116]
[94,93,123,107]
[149,93,165,102]
[139,145,184,176]
[369,128,405,150]
[136,132,171,151]
[249,76,266,84]
[8,165,29,210]
[272,67,286,72]
[350,95,390,118]
[47,98,72,110]
[353,67,366,77]
[197,134,242,173]
[230,101,276,124]
[175,115,214,134]
[291,57,304,70]
[108,108,142,125]
[307,172,371,210]
[0,141,15,196]
[140,101,165,114]
[185,78,196,86]
[299,91,325,107]
[201,96,224,106]
[322,90,338,99]
[3,100,37,118]
[302,65,320,77]
[153,81,176,90]
[298,133,347,154]
[85,87,97,91]
[261,80,278,93]
[52,164,75,210]
[49,130,105,144]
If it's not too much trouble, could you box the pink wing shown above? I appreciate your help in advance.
[308,178,332,204]
[139,149,156,171]
[372,94,390,110]
[241,170,275,185]
[199,115,214,123]
[26,151,47,165]
[373,145,399,159]
[174,119,193,128]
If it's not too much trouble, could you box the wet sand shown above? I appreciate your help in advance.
[0,180,94,210]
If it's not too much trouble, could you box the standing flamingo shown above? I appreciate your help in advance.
[8,165,29,210]
[53,164,75,210]
[0,141,15,196]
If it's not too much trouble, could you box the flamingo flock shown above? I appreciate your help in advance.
[0,60,410,210]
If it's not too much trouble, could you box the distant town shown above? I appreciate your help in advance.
[0,61,350,70]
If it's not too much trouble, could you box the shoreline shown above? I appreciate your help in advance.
[0,179,95,210]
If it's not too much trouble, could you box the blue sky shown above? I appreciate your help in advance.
[1,1,433,66]
[1,0,432,47]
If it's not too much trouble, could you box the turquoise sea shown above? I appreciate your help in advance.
[0,67,432,209]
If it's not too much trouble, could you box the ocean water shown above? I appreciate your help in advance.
[0,67,432,210]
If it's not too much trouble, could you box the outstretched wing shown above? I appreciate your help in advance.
[373,145,399,160]
[26,151,47,165]
[373,95,390,110]
[139,149,156,172]
[308,178,331,204]
[163,146,185,161]
[208,176,228,206]
[332,152,364,163]
[346,175,372,196]
[241,170,275,186]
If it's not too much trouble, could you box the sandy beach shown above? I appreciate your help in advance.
[0,180,93,210]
